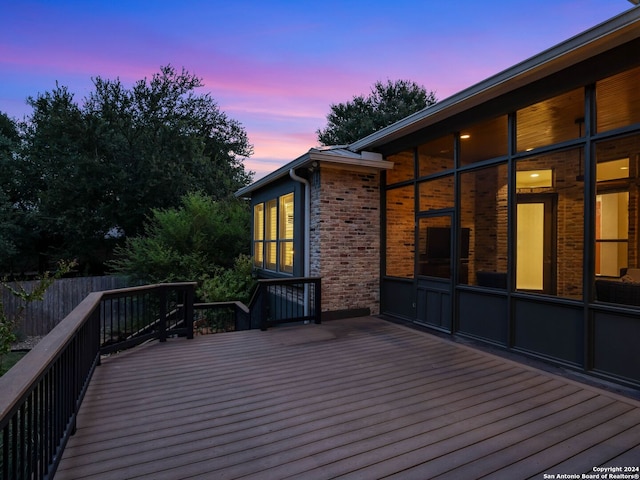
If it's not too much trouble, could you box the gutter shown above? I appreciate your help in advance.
[289,168,311,317]
[289,168,310,278]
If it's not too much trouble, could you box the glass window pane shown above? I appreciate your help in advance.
[516,149,584,299]
[253,203,264,268]
[386,150,414,184]
[459,115,508,165]
[460,164,508,288]
[418,216,452,278]
[594,134,640,307]
[253,203,264,241]
[266,242,277,270]
[265,199,277,240]
[385,185,414,278]
[597,66,640,133]
[418,135,454,177]
[279,241,294,273]
[279,193,294,240]
[418,175,454,212]
[517,88,584,152]
[253,242,263,268]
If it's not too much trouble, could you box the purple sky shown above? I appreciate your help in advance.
[1,1,634,179]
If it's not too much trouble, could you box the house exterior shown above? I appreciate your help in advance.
[236,8,640,388]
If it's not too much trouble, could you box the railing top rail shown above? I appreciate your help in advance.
[194,301,250,314]
[0,291,102,423]
[257,277,321,286]
[100,281,198,298]
[0,281,198,424]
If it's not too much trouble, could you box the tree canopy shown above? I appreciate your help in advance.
[317,79,437,146]
[1,66,253,275]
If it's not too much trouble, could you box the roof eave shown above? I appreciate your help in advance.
[235,149,390,198]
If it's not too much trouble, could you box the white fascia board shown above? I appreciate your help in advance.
[235,150,390,197]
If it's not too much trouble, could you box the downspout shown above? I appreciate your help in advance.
[289,168,311,317]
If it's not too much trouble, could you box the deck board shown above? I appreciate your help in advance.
[55,317,640,479]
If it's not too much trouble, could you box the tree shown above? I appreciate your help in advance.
[317,79,437,146]
[6,66,253,274]
[0,112,27,271]
[108,192,251,284]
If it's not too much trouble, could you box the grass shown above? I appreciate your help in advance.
[0,351,27,376]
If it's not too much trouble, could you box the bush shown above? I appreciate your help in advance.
[109,193,250,284]
[198,254,257,304]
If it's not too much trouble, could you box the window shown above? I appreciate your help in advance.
[516,88,584,153]
[279,193,294,273]
[460,164,508,288]
[418,135,454,177]
[595,134,640,282]
[459,115,508,165]
[253,204,264,268]
[385,185,414,278]
[515,148,584,299]
[596,66,640,133]
[386,149,414,185]
[595,191,628,277]
[253,193,295,273]
[418,175,454,212]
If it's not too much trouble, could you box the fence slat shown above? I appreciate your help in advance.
[2,276,130,336]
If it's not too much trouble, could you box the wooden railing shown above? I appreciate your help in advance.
[250,277,322,330]
[0,282,196,480]
[0,277,319,479]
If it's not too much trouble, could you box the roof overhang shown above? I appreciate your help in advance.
[348,7,640,152]
[235,147,393,198]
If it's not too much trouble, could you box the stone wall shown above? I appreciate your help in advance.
[310,166,381,316]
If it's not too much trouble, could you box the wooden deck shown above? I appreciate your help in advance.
[56,317,640,479]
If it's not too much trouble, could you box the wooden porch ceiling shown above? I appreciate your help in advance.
[56,317,640,479]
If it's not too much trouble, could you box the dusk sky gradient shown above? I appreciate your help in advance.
[1,1,635,179]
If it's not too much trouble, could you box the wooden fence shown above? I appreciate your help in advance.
[2,276,130,336]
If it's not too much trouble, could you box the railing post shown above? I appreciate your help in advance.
[159,287,167,342]
[185,284,194,339]
[315,278,322,325]
[260,286,268,331]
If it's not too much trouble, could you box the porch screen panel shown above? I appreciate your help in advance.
[460,163,508,288]
[253,203,265,268]
[459,115,508,166]
[386,150,414,185]
[418,175,454,212]
[516,88,584,153]
[418,135,454,177]
[594,133,640,307]
[278,193,294,273]
[385,185,414,278]
[596,66,640,133]
[265,199,277,270]
[515,149,584,300]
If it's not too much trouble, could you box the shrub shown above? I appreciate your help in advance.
[109,193,250,284]
[198,254,257,304]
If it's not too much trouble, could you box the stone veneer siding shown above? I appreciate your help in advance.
[310,166,381,316]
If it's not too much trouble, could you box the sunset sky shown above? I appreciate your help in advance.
[1,1,635,179]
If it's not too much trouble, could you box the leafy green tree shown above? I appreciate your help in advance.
[85,66,254,238]
[6,65,253,274]
[0,113,21,266]
[317,79,437,146]
[109,192,250,284]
